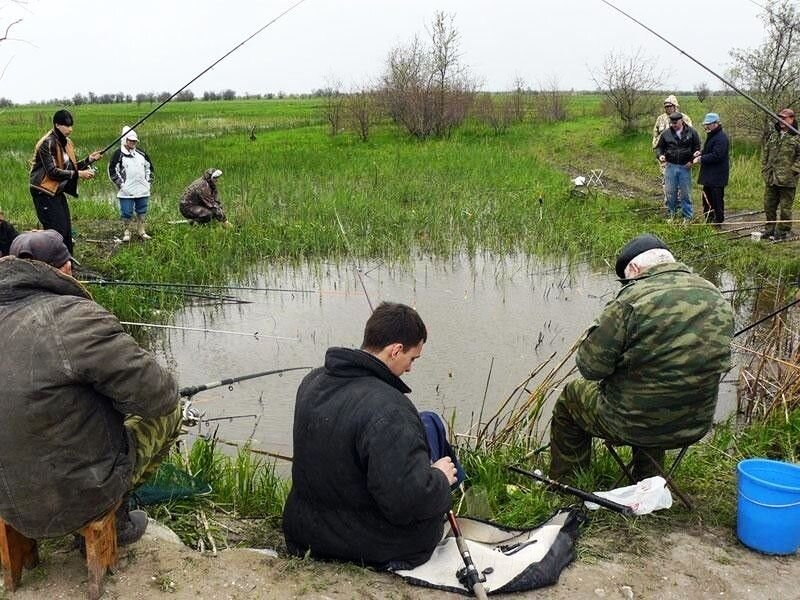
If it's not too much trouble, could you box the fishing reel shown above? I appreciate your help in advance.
[180,398,205,428]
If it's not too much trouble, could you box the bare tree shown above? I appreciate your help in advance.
[509,76,529,123]
[320,80,344,136]
[0,1,25,82]
[380,12,474,139]
[695,82,710,103]
[591,48,663,133]
[726,0,800,142]
[533,75,568,123]
[345,87,379,142]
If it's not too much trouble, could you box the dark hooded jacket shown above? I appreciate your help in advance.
[180,168,221,210]
[283,347,452,569]
[0,256,178,538]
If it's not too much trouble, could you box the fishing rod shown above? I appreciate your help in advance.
[86,0,310,158]
[447,511,489,600]
[83,279,317,294]
[599,0,800,135]
[121,321,298,340]
[508,465,635,516]
[734,296,800,337]
[179,365,311,398]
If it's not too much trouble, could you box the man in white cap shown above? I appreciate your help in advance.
[0,229,182,546]
[179,168,231,227]
[108,126,155,241]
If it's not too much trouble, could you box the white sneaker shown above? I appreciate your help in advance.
[122,229,131,242]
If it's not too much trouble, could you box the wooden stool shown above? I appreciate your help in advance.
[0,503,119,600]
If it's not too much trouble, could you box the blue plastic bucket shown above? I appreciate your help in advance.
[737,458,800,555]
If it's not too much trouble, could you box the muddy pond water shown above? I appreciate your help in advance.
[155,253,739,461]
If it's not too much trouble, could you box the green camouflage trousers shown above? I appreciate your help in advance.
[125,403,183,488]
[549,379,664,482]
[763,184,796,235]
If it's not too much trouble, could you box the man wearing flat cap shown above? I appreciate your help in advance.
[549,234,734,482]
[761,107,800,240]
[655,111,701,220]
[0,230,182,546]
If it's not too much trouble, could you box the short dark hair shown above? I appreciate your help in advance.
[361,302,427,351]
[53,109,74,127]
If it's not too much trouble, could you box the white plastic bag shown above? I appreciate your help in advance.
[584,476,673,515]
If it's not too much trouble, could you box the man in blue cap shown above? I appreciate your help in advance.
[693,113,730,224]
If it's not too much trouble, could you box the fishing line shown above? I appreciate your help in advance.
[599,0,800,134]
[91,0,310,157]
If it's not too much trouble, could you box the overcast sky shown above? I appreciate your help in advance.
[1,0,766,104]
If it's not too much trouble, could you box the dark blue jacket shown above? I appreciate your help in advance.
[698,126,730,187]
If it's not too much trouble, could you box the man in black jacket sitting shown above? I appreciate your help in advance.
[283,302,458,569]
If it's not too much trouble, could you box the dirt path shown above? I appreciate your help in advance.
[6,521,797,600]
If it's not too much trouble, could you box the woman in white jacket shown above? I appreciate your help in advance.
[107,126,154,241]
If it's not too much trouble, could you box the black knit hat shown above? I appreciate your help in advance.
[52,109,74,127]
[615,234,669,279]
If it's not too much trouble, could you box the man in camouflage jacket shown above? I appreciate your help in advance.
[179,168,231,226]
[761,108,800,240]
[549,234,734,482]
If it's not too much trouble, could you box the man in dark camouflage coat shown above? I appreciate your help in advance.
[179,168,232,226]
[549,234,734,482]
[761,108,800,240]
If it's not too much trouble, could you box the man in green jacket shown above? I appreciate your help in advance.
[762,108,800,240]
[549,234,734,482]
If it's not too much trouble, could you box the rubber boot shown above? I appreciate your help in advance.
[115,502,148,545]
[137,214,151,240]
[122,219,131,242]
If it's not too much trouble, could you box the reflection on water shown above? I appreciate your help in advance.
[155,253,739,459]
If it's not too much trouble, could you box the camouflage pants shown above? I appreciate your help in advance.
[763,184,796,235]
[549,379,664,482]
[125,404,183,488]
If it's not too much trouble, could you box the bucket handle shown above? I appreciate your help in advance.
[739,490,800,509]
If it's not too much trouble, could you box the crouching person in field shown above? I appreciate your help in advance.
[179,168,232,227]
[549,234,734,483]
[283,302,463,569]
[0,230,183,545]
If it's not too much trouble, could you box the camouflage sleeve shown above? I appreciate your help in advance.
[793,137,800,174]
[575,298,631,381]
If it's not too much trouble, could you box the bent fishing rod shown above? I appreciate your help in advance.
[509,465,635,516]
[447,512,489,600]
[86,0,310,159]
[179,365,311,398]
[599,0,800,135]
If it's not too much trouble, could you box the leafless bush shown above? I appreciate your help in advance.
[533,76,568,123]
[695,82,710,103]
[591,48,663,133]
[320,82,345,136]
[474,93,515,134]
[380,12,475,139]
[346,88,380,142]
